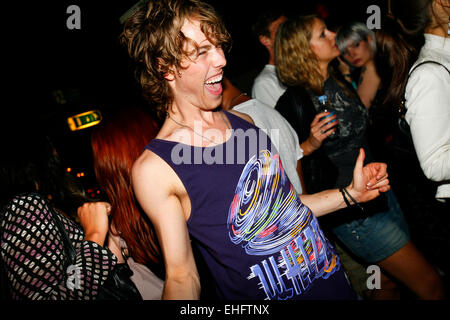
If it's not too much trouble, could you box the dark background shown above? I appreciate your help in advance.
[3,0,386,194]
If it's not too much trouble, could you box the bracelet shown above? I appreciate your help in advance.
[339,188,352,208]
[343,187,365,212]
[230,93,247,106]
[339,187,365,212]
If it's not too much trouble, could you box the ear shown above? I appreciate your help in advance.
[157,58,176,81]
[164,70,175,81]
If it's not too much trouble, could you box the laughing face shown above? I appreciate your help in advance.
[167,18,227,111]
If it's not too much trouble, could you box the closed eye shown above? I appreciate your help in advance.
[198,44,212,56]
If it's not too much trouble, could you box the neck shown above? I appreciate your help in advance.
[425,26,449,38]
[168,108,215,129]
[164,107,231,146]
[168,98,219,125]
[318,62,329,80]
[365,59,377,72]
[268,53,275,66]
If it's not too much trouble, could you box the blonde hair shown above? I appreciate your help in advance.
[120,0,231,118]
[275,15,325,94]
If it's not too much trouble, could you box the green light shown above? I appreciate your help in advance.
[67,110,102,131]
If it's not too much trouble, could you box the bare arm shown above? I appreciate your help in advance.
[300,188,347,217]
[78,201,111,246]
[300,148,390,216]
[132,152,200,300]
[300,112,338,156]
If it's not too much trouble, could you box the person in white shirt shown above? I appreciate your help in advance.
[251,11,286,107]
[405,32,449,200]
[222,75,305,194]
[233,99,305,194]
[389,0,450,201]
[375,0,449,295]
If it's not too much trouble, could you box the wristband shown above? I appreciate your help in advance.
[339,188,352,208]
[343,187,365,213]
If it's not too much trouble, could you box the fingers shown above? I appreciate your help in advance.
[376,164,388,180]
[354,148,365,173]
[77,202,111,246]
[367,162,388,180]
[311,112,325,126]
[312,112,337,126]
[311,112,338,139]
[319,121,338,135]
[367,175,390,190]
[77,202,112,232]
[364,163,388,189]
[78,202,111,216]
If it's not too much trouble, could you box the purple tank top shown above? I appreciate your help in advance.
[145,111,356,300]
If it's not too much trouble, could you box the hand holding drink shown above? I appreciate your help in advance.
[317,95,339,139]
[301,95,339,156]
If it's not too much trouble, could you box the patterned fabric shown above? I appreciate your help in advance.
[145,112,356,300]
[308,77,372,187]
[0,193,117,300]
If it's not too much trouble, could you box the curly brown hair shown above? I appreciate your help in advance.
[120,0,231,118]
[275,14,325,94]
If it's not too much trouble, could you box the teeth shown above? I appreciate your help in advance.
[205,75,223,85]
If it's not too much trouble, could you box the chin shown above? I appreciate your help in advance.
[203,97,223,111]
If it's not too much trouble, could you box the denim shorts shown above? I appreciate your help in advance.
[332,190,410,263]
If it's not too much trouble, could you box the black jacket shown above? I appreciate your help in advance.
[274,72,359,194]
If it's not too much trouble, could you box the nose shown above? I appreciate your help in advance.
[327,30,337,46]
[211,46,227,69]
[326,29,336,42]
[346,47,356,58]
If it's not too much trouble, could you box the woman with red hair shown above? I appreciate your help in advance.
[90,106,164,299]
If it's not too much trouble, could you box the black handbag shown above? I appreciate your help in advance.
[50,204,142,300]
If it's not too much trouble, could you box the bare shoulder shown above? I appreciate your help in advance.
[132,149,176,194]
[227,109,255,125]
[133,149,164,178]
[132,148,185,214]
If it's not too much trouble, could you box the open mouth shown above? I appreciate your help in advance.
[205,74,223,95]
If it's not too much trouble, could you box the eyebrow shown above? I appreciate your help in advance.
[198,44,212,50]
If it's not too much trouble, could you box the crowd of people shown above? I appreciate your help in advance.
[1,0,448,301]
